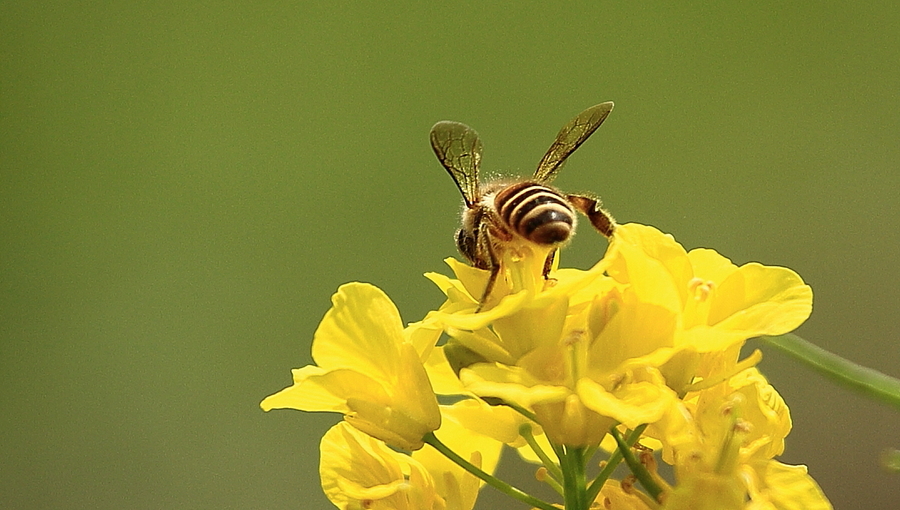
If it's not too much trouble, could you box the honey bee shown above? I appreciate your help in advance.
[430,102,617,307]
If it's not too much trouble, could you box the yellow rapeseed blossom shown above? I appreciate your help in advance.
[424,224,812,447]
[657,368,831,509]
[319,422,444,510]
[265,222,833,510]
[261,282,441,450]
[318,403,514,510]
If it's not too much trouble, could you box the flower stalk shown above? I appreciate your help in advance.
[520,423,563,482]
[585,424,648,503]
[611,427,663,502]
[758,333,900,411]
[559,446,589,510]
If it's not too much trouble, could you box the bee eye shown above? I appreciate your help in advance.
[455,227,482,268]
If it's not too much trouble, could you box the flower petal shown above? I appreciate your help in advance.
[344,343,442,450]
[607,223,692,312]
[312,283,406,379]
[687,248,738,284]
[459,363,570,408]
[430,290,531,331]
[577,375,677,429]
[708,263,813,336]
[424,346,470,396]
[589,288,678,374]
[749,461,832,510]
[260,367,386,413]
[320,422,443,510]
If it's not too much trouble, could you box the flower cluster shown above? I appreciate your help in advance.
[262,223,831,509]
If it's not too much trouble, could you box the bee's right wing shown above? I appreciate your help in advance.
[430,121,483,207]
[533,102,614,184]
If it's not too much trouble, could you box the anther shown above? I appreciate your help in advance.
[688,277,716,301]
[564,329,586,347]
[734,419,752,435]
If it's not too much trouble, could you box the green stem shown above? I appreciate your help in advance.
[559,446,589,510]
[584,444,599,466]
[585,424,647,503]
[520,424,562,482]
[610,427,662,501]
[422,432,556,510]
[757,333,900,412]
[503,400,539,423]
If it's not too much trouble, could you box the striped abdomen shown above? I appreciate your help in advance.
[494,181,576,245]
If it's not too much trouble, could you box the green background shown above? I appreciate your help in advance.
[3,2,898,508]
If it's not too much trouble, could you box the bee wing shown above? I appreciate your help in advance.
[430,121,483,207]
[533,102,614,184]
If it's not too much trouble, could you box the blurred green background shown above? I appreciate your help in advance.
[2,2,898,508]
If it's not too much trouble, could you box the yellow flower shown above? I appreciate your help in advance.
[320,422,445,510]
[657,368,831,510]
[319,402,513,510]
[423,224,813,446]
[604,224,813,391]
[261,282,441,450]
[263,217,830,509]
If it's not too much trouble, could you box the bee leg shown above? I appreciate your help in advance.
[566,194,616,237]
[476,264,501,313]
[474,230,502,312]
[542,249,557,279]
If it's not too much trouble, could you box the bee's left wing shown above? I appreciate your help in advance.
[533,102,614,184]
[430,121,483,207]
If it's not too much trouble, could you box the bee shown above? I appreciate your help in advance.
[430,102,616,307]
